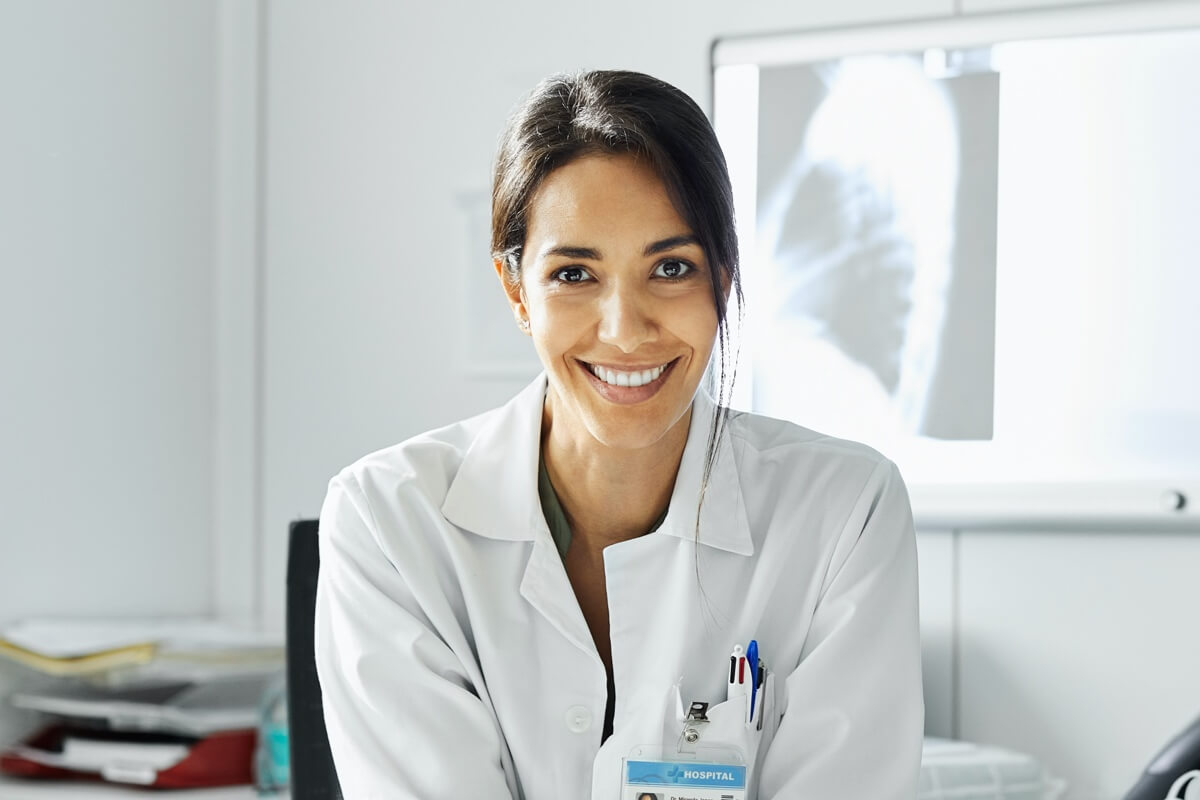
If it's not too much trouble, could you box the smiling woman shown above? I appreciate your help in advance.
[314,70,924,800]
[513,154,718,460]
[492,71,742,526]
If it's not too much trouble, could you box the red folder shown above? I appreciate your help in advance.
[0,724,256,788]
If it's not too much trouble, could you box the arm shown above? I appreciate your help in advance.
[314,473,518,799]
[759,458,924,798]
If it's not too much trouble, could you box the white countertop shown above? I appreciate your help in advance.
[0,776,265,799]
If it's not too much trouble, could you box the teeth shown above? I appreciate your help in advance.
[588,362,669,387]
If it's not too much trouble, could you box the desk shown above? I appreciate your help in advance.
[0,776,264,798]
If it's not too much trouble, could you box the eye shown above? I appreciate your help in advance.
[552,266,593,284]
[653,259,693,280]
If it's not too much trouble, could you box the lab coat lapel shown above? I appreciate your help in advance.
[658,386,755,556]
[442,374,752,553]
[441,374,545,543]
[519,534,598,659]
[441,373,599,658]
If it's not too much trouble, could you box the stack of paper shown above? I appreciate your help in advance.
[0,619,284,788]
[10,674,270,736]
[0,618,283,681]
[49,736,191,772]
[0,673,276,787]
[0,624,156,676]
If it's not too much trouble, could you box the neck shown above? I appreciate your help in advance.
[541,392,692,551]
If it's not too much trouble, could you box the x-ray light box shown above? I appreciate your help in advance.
[713,1,1200,529]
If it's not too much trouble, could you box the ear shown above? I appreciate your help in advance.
[494,258,530,330]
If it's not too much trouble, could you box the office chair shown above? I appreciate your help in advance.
[286,519,342,799]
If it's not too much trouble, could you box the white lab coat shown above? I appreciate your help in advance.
[314,373,923,799]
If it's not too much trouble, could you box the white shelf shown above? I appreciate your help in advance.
[910,480,1200,531]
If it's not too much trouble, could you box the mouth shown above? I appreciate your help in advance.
[582,359,676,387]
[576,357,680,405]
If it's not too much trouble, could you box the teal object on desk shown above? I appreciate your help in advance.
[255,673,290,794]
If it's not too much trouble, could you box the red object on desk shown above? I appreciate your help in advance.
[0,724,256,788]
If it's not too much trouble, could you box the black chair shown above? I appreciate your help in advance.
[286,519,342,799]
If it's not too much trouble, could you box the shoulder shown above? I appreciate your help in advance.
[317,402,509,590]
[723,409,914,591]
[323,372,545,537]
[724,407,900,498]
[332,406,494,509]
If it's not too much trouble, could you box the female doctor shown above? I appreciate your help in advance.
[314,70,924,799]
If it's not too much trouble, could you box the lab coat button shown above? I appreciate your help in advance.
[565,705,592,733]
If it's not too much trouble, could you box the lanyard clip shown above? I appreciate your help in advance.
[685,701,710,723]
[678,700,711,752]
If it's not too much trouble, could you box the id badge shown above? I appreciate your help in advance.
[622,666,773,800]
[620,757,747,800]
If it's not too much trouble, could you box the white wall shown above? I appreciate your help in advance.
[0,1,218,622]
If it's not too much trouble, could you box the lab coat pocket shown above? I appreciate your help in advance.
[657,672,778,798]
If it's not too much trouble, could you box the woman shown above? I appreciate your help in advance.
[314,70,923,799]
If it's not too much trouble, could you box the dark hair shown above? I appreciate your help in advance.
[490,70,743,538]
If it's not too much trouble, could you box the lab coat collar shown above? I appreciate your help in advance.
[441,373,754,556]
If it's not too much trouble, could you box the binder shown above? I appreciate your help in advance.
[0,724,256,788]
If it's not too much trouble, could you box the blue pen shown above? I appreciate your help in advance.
[746,639,759,722]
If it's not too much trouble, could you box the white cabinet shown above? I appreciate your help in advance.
[957,531,1200,798]
[917,530,957,738]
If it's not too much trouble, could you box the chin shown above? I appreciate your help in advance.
[580,404,692,452]
[542,358,703,451]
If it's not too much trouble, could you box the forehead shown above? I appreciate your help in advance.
[525,154,693,253]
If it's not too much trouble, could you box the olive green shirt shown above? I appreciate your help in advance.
[536,454,669,560]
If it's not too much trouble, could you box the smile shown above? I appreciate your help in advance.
[576,357,680,406]
[584,361,672,388]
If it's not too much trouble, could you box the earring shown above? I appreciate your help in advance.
[518,317,530,332]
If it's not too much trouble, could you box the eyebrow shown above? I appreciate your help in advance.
[541,234,701,261]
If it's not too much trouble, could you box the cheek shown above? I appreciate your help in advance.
[528,297,591,359]
[670,294,721,355]
[532,288,598,325]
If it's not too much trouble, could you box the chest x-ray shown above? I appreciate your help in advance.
[754,56,998,444]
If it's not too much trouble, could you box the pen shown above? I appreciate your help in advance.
[727,644,749,712]
[746,639,759,722]
[756,663,768,731]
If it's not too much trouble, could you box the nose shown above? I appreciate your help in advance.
[596,281,656,353]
